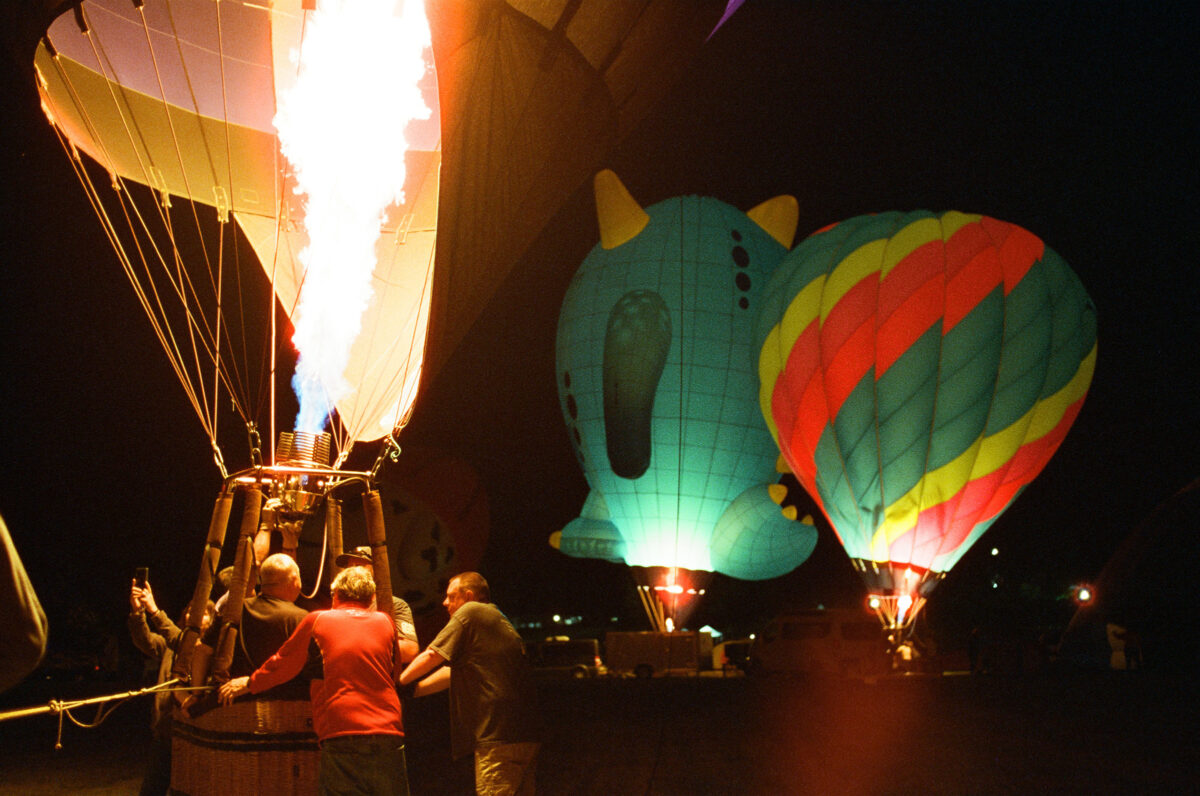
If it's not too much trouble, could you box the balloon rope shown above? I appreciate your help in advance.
[48,19,260,457]
[135,3,233,438]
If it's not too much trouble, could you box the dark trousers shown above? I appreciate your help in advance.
[319,734,409,796]
[139,723,172,796]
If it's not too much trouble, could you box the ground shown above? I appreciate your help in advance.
[0,669,1196,794]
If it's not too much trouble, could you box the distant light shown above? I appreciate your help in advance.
[991,580,999,589]
[611,617,620,623]
[552,614,561,623]
[1075,585,1093,604]
[867,596,882,610]
[698,589,706,596]
[665,617,675,632]
[817,603,825,610]
[748,633,755,640]
[666,584,683,595]
[990,547,999,556]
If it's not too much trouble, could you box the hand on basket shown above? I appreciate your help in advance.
[218,676,251,706]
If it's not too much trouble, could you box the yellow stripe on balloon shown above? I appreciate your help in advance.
[938,211,982,237]
[1026,344,1097,441]
[879,217,940,277]
[758,273,829,442]
[757,326,783,444]
[869,344,1097,555]
[780,274,827,351]
[820,239,885,322]
[880,212,980,279]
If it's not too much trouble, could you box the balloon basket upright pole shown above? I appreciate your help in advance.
[201,430,385,615]
[631,566,710,633]
[854,559,945,664]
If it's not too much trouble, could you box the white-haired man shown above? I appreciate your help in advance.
[193,552,309,698]
[335,545,419,661]
[220,566,411,795]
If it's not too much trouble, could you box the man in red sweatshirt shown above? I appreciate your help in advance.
[219,565,411,795]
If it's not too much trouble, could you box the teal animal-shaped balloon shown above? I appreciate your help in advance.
[552,171,817,580]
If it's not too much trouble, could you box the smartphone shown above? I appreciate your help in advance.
[134,567,149,588]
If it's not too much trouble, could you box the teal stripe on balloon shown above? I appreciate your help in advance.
[1042,251,1099,399]
[875,326,941,507]
[928,287,1005,469]
[986,261,1052,435]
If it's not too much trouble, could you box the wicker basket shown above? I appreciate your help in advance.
[171,699,319,795]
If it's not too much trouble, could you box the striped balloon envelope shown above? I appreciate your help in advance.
[756,210,1097,632]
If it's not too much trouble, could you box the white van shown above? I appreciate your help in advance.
[750,609,889,678]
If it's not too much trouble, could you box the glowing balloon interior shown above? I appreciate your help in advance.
[35,0,439,469]
[554,171,817,583]
[756,210,1097,630]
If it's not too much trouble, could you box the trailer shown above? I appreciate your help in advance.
[604,631,711,678]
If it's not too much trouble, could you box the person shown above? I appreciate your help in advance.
[128,578,214,796]
[191,553,309,699]
[400,572,540,796]
[335,546,419,658]
[218,566,412,796]
[0,513,47,694]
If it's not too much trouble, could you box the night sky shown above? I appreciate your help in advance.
[1,2,1196,655]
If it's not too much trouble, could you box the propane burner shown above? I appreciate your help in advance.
[277,431,332,468]
[274,431,332,514]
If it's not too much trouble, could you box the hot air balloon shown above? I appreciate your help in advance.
[554,171,818,629]
[756,210,1097,635]
[19,1,743,787]
[31,0,736,471]
[36,0,439,467]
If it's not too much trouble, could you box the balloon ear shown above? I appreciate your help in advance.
[594,169,649,249]
[747,195,799,248]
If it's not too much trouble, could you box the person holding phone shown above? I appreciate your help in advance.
[129,572,214,796]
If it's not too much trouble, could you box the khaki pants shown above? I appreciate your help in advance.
[474,741,539,796]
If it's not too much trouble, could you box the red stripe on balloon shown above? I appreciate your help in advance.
[944,224,1004,331]
[818,277,877,415]
[876,275,944,375]
[877,238,943,321]
[980,216,1044,295]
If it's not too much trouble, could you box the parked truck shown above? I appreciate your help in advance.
[749,608,889,679]
[604,630,712,678]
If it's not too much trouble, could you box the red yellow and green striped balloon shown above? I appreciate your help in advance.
[756,210,1097,631]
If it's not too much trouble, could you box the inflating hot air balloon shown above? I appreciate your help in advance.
[756,210,1097,635]
[555,171,818,628]
[32,0,735,472]
[36,0,439,466]
[21,1,741,787]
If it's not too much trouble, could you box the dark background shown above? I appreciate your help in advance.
[2,2,1197,669]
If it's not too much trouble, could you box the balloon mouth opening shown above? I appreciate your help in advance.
[631,565,711,632]
[854,560,945,633]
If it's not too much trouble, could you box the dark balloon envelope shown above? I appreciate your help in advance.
[756,210,1097,630]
